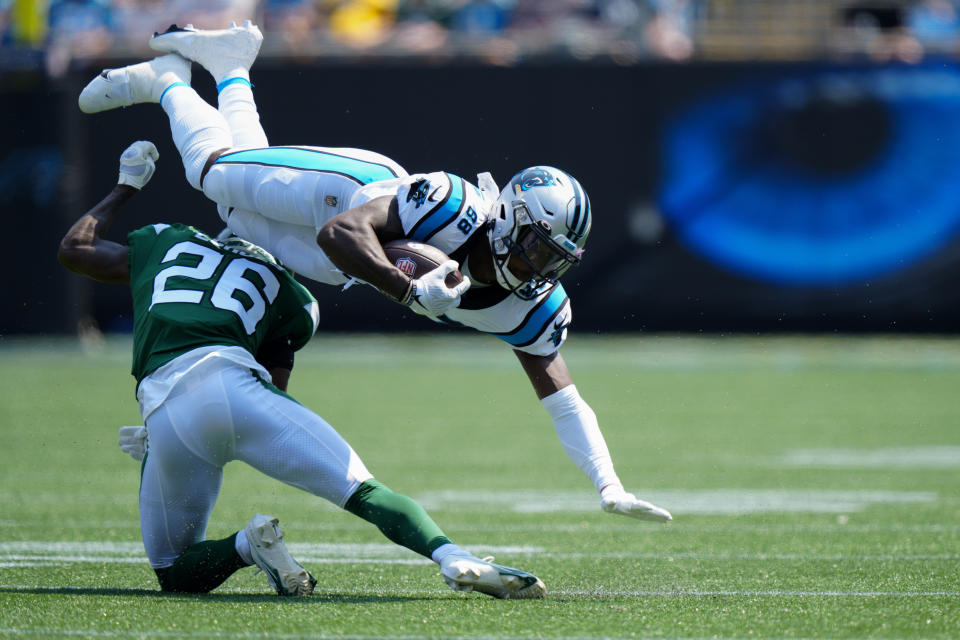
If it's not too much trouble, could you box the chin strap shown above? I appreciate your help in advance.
[476,172,515,290]
[477,171,506,239]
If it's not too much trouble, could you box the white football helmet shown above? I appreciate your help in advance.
[487,166,591,299]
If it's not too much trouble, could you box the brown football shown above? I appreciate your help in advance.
[383,239,464,287]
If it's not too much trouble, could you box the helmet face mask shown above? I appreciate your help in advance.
[487,166,591,300]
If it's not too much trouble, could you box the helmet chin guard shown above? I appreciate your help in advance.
[486,166,591,300]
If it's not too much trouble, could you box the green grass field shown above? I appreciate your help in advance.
[1,334,958,639]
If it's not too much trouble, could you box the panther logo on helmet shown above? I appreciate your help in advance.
[517,168,556,191]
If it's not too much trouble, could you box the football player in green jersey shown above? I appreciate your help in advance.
[57,140,546,599]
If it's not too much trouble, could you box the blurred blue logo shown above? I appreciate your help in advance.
[659,64,960,285]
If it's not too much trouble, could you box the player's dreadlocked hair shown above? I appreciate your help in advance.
[214,230,279,267]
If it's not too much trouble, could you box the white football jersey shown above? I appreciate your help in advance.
[391,172,493,254]
[439,282,572,356]
[382,171,572,356]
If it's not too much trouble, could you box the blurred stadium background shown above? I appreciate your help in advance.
[5,0,960,337]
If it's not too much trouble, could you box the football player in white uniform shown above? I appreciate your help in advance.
[78,22,672,524]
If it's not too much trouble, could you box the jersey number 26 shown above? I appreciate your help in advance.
[150,240,281,334]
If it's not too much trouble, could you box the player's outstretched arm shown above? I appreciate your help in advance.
[514,349,672,523]
[58,141,159,283]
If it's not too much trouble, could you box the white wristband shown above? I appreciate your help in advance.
[540,385,621,494]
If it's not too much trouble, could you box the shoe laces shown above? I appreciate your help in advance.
[252,567,281,590]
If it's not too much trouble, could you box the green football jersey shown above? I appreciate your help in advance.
[127,223,319,383]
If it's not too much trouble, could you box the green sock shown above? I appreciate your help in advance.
[344,479,452,559]
[154,533,248,593]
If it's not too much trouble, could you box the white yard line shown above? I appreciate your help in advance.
[0,541,956,567]
[1,520,958,535]
[0,488,943,514]
[781,446,960,469]
[412,488,940,515]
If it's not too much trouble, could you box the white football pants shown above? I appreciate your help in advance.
[204,146,408,284]
[140,362,372,569]
[161,81,408,284]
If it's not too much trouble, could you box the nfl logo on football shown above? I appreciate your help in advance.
[394,257,417,276]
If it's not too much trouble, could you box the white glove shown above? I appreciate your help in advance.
[118,425,147,461]
[600,485,672,522]
[117,141,159,189]
[403,260,471,317]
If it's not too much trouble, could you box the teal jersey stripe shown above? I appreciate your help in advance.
[215,147,399,185]
[490,285,568,347]
[410,174,464,242]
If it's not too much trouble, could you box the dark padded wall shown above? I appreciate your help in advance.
[6,60,960,335]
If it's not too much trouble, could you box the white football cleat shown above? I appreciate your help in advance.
[440,553,545,599]
[244,514,316,596]
[78,54,191,114]
[149,22,263,83]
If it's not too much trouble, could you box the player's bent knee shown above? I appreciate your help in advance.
[198,148,230,189]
